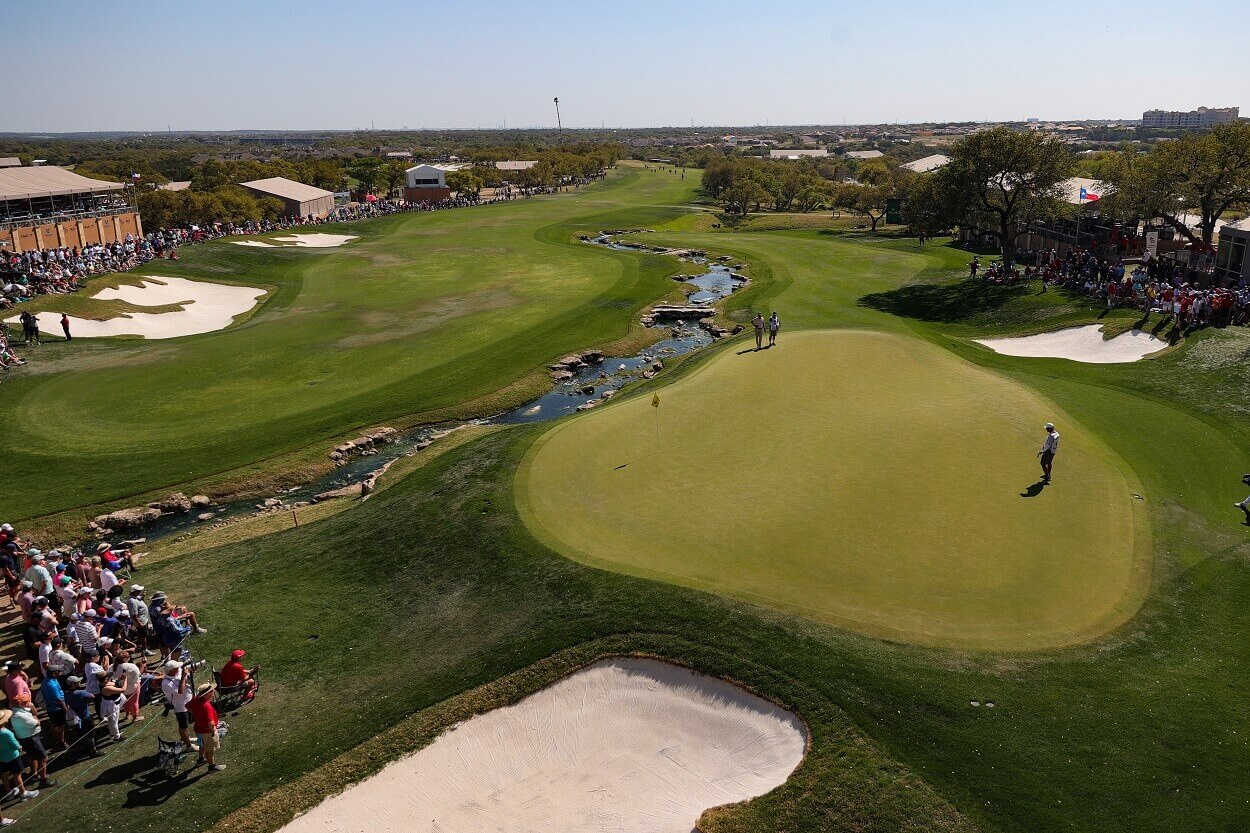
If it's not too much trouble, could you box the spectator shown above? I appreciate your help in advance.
[219,649,258,702]
[9,697,53,788]
[160,662,197,751]
[189,683,225,772]
[64,676,99,758]
[39,672,68,751]
[0,710,37,801]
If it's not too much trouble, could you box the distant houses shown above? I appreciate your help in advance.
[768,149,828,160]
[901,154,951,173]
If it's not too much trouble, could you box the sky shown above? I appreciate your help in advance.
[2,0,1243,133]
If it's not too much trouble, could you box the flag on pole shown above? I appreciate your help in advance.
[1079,187,1099,202]
[651,393,660,408]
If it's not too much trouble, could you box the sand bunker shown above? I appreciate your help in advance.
[278,658,805,833]
[975,325,1166,363]
[232,233,356,248]
[8,276,264,339]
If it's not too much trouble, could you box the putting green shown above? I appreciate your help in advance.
[517,330,1150,650]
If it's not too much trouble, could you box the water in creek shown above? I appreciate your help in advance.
[107,234,742,547]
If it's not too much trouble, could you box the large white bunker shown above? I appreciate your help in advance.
[975,324,1167,363]
[278,658,806,833]
[232,233,357,248]
[8,276,264,340]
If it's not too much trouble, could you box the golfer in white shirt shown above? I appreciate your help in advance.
[1038,423,1059,482]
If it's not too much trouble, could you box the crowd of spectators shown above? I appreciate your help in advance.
[970,247,1250,329]
[0,522,253,822]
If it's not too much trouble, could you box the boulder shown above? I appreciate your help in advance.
[190,494,211,508]
[92,506,162,531]
[196,512,216,522]
[149,492,192,514]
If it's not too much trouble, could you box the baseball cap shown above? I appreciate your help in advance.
[230,649,246,660]
[1044,422,1055,430]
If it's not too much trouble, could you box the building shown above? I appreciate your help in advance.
[768,149,828,160]
[239,177,335,218]
[0,158,20,169]
[157,180,192,192]
[1214,218,1250,286]
[901,153,950,173]
[0,165,140,253]
[1141,106,1239,129]
[494,160,538,171]
[403,163,466,203]
[844,149,884,160]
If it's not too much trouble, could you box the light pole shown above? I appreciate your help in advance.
[554,97,562,130]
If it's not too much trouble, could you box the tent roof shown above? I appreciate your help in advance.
[239,176,333,203]
[0,158,21,168]
[901,153,951,173]
[0,166,125,200]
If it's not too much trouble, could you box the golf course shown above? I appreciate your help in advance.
[7,164,1250,833]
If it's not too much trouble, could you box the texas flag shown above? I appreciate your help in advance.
[1079,187,1100,202]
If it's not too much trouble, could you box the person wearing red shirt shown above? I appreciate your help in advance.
[218,650,257,702]
[188,683,224,772]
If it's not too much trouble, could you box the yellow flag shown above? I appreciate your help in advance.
[651,393,660,408]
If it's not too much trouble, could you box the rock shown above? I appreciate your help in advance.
[190,494,211,508]
[87,521,101,532]
[262,498,282,509]
[642,369,657,379]
[313,484,363,502]
[92,506,162,531]
[196,512,215,522]
[576,401,598,411]
[149,492,192,514]
[651,360,664,371]
[600,389,616,400]
[415,440,433,451]
[551,370,574,382]
[577,384,596,396]
[578,350,604,364]
[650,305,714,320]
[731,324,745,335]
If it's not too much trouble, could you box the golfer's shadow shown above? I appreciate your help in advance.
[1020,480,1047,498]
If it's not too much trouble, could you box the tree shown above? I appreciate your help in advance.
[921,127,1073,260]
[1104,122,1250,245]
[348,158,384,194]
[382,162,408,198]
[446,170,483,199]
[721,181,771,215]
[836,159,911,233]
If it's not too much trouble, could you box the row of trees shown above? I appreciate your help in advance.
[703,155,912,231]
[903,123,1250,260]
[135,186,284,230]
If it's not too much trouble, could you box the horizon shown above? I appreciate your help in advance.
[2,0,1242,133]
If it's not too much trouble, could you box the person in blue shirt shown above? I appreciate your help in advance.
[40,674,67,751]
[64,676,100,758]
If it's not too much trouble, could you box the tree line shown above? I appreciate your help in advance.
[903,123,1250,260]
[702,155,913,231]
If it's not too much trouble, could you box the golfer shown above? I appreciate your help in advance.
[767,312,780,347]
[1037,422,1059,482]
[60,314,71,342]
[751,313,765,350]
[1235,474,1250,523]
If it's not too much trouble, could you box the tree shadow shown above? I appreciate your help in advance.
[858,276,1032,323]
[1020,481,1047,498]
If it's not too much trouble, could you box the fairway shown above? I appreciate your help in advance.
[518,330,1149,650]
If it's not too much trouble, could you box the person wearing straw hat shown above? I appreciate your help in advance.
[189,682,224,771]
[0,709,37,802]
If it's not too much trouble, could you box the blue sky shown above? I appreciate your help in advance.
[3,0,1242,132]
